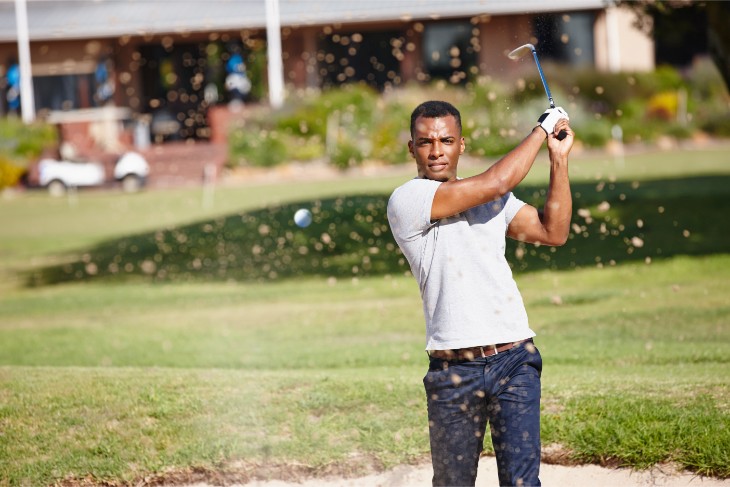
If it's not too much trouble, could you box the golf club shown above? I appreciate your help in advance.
[508,43,567,140]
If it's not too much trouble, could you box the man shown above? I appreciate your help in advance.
[387,100,573,486]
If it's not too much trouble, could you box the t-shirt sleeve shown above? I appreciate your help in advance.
[387,178,441,244]
[504,192,527,224]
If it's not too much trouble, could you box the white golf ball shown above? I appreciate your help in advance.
[294,208,312,228]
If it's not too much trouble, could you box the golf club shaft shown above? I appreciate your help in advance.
[530,49,554,108]
[530,49,566,140]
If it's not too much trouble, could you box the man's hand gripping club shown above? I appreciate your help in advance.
[537,107,569,140]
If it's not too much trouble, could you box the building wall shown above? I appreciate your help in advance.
[0,7,655,129]
[477,15,534,78]
[594,6,654,73]
[1,38,114,75]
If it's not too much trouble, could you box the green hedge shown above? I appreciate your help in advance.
[228,61,729,168]
[0,117,56,162]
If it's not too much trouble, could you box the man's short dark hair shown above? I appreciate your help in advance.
[410,100,462,138]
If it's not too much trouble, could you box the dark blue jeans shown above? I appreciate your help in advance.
[423,340,542,487]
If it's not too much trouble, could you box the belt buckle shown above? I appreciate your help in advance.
[484,343,502,357]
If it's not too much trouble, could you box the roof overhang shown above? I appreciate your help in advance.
[0,0,611,43]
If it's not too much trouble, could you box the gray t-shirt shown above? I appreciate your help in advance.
[387,177,536,350]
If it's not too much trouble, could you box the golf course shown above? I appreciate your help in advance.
[1,141,729,486]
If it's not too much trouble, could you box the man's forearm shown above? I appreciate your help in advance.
[480,126,547,197]
[432,127,547,220]
[540,155,572,245]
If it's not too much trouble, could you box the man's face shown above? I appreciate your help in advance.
[409,115,465,182]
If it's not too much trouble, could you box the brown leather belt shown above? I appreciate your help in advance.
[428,339,530,361]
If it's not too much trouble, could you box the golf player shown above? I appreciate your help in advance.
[387,100,573,486]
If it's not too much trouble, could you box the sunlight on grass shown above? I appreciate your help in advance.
[0,144,729,485]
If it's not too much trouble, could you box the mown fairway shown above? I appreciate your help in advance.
[1,143,729,485]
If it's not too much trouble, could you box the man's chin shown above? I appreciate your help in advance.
[419,167,454,182]
[427,169,453,182]
[421,174,450,183]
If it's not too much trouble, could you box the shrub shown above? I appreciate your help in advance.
[646,91,679,120]
[634,65,685,95]
[569,69,637,114]
[227,62,728,169]
[0,157,26,189]
[616,117,667,144]
[229,126,288,167]
[329,138,364,169]
[468,131,522,157]
[0,118,56,163]
[277,83,380,139]
[369,99,411,164]
[684,57,728,101]
[578,120,613,147]
[700,112,730,137]
[665,122,694,140]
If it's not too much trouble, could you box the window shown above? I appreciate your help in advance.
[318,30,403,90]
[33,73,97,112]
[423,22,477,84]
[532,12,596,67]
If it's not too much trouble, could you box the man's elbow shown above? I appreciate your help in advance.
[551,234,569,246]
[533,218,570,246]
[540,230,569,246]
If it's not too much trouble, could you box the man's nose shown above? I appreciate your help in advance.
[429,141,443,158]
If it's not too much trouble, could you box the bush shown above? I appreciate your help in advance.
[646,91,680,120]
[0,157,26,189]
[366,96,411,164]
[229,126,288,167]
[227,62,728,169]
[229,83,412,168]
[568,69,638,115]
[700,112,730,137]
[329,138,364,169]
[578,119,613,148]
[0,118,56,163]
[468,131,522,157]
[665,122,694,140]
[684,57,728,101]
[0,119,55,189]
[634,65,686,95]
[278,84,380,138]
[616,117,671,144]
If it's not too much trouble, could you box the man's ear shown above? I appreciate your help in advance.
[460,137,465,154]
[408,140,415,158]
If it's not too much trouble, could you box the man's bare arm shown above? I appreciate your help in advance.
[507,119,574,246]
[431,127,547,220]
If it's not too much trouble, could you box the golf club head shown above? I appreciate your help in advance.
[507,43,535,60]
[508,42,568,140]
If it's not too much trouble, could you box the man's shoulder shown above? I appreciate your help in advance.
[390,177,440,198]
[389,178,439,214]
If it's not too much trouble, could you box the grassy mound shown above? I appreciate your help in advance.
[26,174,730,287]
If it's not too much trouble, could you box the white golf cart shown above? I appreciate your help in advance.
[36,106,151,196]
[38,146,149,197]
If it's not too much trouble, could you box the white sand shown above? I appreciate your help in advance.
[181,459,729,487]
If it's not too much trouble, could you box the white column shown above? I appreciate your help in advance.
[265,0,284,109]
[14,0,35,123]
[606,6,621,73]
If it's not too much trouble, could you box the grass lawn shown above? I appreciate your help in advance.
[0,142,729,485]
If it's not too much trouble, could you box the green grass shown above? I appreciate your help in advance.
[0,143,729,485]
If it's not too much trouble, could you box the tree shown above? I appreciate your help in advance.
[618,0,730,89]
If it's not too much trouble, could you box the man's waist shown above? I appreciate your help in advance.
[428,339,532,361]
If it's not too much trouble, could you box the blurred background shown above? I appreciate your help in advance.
[0,0,727,192]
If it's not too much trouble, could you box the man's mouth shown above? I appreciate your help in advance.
[429,162,448,171]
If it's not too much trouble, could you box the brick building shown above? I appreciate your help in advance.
[0,0,653,186]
